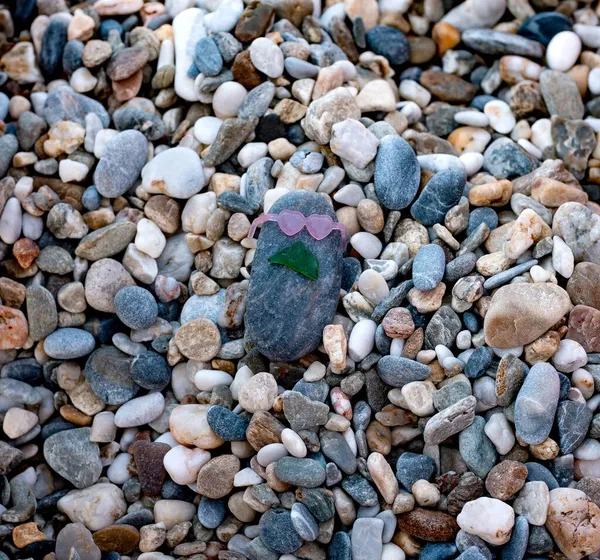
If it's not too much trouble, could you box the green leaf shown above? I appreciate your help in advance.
[268,241,319,280]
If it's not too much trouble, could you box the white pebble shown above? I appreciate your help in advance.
[484,100,516,134]
[358,269,389,305]
[484,412,515,455]
[399,80,431,108]
[234,467,264,486]
[256,442,288,466]
[546,31,581,72]
[22,214,43,240]
[348,319,377,362]
[93,129,119,159]
[164,445,211,485]
[249,37,284,79]
[573,439,600,461]
[194,369,233,391]
[212,81,247,119]
[193,116,223,144]
[456,330,472,350]
[454,110,489,127]
[70,67,97,93]
[135,218,166,259]
[552,236,574,279]
[237,142,268,168]
[106,453,132,484]
[333,183,365,206]
[114,392,165,428]
[58,159,88,183]
[281,428,307,458]
[517,138,542,159]
[572,368,595,400]
[589,67,600,95]
[551,339,587,373]
[459,152,484,176]
[0,198,22,245]
[350,232,382,259]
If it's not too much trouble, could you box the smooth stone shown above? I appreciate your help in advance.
[198,497,226,529]
[375,135,420,210]
[39,19,68,79]
[395,452,435,490]
[245,192,343,361]
[130,351,170,391]
[411,166,467,226]
[484,283,571,348]
[44,428,102,489]
[58,484,126,531]
[483,137,534,179]
[341,474,379,506]
[274,457,326,488]
[458,416,497,478]
[94,130,148,198]
[457,497,515,545]
[206,405,249,441]
[352,518,384,560]
[320,430,357,475]
[290,502,318,541]
[44,328,95,359]
[142,147,205,198]
[377,356,431,387]
[462,29,544,57]
[114,393,165,428]
[518,12,572,46]
[114,286,158,330]
[540,70,584,120]
[514,363,560,445]
[424,396,476,445]
[366,25,409,65]
[424,306,462,349]
[413,244,445,291]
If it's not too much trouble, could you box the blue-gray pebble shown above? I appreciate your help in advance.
[366,26,409,65]
[114,286,158,330]
[411,166,466,225]
[194,37,223,77]
[130,351,170,391]
[374,135,420,210]
[44,328,95,359]
[413,244,445,291]
[259,508,303,554]
[94,130,149,198]
[290,502,318,541]
[458,416,497,478]
[514,362,560,445]
[396,452,436,490]
[197,497,226,529]
[377,356,430,387]
[206,405,249,441]
[464,347,492,379]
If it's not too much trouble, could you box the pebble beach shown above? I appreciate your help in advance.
[0,0,600,559]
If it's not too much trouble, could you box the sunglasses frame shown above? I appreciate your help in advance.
[248,209,348,248]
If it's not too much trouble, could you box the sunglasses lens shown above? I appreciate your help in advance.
[307,215,332,240]
[279,212,304,236]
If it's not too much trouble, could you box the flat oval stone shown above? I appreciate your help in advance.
[44,427,102,489]
[40,19,68,79]
[366,25,409,65]
[274,457,326,488]
[555,400,592,455]
[374,135,420,210]
[411,166,466,226]
[514,362,560,445]
[94,130,148,198]
[245,191,343,361]
[44,328,95,359]
[484,283,571,348]
[413,244,445,291]
[377,356,431,387]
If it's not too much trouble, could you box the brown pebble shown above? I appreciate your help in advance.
[131,440,171,496]
[398,507,459,542]
[365,420,392,455]
[196,455,240,499]
[419,70,477,103]
[246,411,285,451]
[485,460,527,501]
[235,2,275,42]
[13,238,39,269]
[382,307,415,339]
[0,277,26,308]
[93,525,140,554]
[431,22,461,55]
[531,177,588,207]
[144,195,180,234]
[174,318,221,361]
[59,405,92,426]
[567,304,600,353]
[567,262,600,310]
[232,50,263,89]
[12,522,46,549]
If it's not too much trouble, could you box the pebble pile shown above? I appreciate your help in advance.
[2,0,600,559]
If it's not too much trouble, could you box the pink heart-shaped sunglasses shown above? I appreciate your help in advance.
[249,209,347,248]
